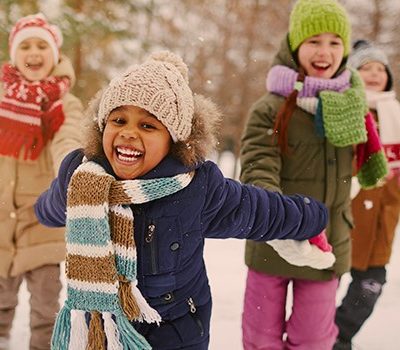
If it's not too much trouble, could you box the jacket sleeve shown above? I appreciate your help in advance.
[240,95,282,193]
[201,162,327,241]
[34,149,84,227]
[50,93,85,174]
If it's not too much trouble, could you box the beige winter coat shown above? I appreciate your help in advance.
[0,56,84,277]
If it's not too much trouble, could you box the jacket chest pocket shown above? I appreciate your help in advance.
[142,216,182,275]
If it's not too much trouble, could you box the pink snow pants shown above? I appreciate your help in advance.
[242,269,338,350]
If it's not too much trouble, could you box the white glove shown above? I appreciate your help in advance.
[266,239,335,270]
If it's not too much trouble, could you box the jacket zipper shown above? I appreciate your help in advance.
[187,297,204,336]
[145,223,158,274]
[187,297,197,313]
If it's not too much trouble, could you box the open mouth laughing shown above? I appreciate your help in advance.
[25,61,43,70]
[312,62,330,72]
[115,146,143,163]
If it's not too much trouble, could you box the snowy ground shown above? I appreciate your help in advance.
[205,234,400,350]
[10,230,399,349]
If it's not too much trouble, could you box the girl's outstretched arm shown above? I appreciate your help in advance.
[34,149,84,227]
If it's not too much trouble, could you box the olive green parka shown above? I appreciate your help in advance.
[240,36,354,280]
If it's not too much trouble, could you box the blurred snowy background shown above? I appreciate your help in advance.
[1,0,400,156]
[2,1,400,348]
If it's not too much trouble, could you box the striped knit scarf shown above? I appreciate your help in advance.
[267,65,388,188]
[266,65,365,146]
[52,160,194,350]
[0,63,69,160]
[366,90,400,171]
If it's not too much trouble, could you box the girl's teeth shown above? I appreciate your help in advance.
[118,154,138,162]
[117,147,142,156]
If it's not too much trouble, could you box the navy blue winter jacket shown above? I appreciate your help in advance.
[35,149,327,321]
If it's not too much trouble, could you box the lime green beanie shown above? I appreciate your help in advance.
[289,0,351,56]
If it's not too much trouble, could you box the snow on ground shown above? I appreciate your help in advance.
[10,230,399,349]
[205,233,400,350]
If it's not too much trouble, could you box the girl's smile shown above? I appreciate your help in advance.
[297,33,345,79]
[102,105,171,180]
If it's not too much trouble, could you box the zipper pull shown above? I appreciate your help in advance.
[187,297,197,313]
[145,224,156,243]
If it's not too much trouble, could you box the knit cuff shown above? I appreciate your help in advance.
[357,151,388,188]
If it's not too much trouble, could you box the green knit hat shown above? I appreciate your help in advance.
[289,0,351,56]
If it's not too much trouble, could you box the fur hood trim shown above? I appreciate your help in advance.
[83,91,222,168]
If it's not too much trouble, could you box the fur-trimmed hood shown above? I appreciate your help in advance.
[83,91,222,168]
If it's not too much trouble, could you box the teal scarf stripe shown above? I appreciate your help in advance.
[66,218,110,246]
[138,175,185,202]
[66,287,121,312]
[115,255,136,280]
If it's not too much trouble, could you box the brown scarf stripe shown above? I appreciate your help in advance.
[67,254,117,284]
[109,211,135,248]
[68,171,113,207]
[109,183,132,206]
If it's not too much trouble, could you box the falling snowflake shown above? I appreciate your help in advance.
[363,200,373,210]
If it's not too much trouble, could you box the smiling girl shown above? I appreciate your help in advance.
[335,40,400,350]
[240,1,387,349]
[33,50,330,350]
[0,13,84,350]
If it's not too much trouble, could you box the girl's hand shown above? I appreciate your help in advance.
[267,234,335,270]
[309,230,332,252]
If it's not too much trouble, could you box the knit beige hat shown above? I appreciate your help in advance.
[98,51,194,142]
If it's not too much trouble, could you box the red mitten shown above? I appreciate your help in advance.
[309,230,332,252]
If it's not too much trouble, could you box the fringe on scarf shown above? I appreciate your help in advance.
[0,123,43,160]
[118,276,162,324]
[115,315,152,350]
[69,310,88,350]
[103,312,123,350]
[51,306,72,350]
[50,306,152,350]
[118,276,141,320]
[87,311,106,350]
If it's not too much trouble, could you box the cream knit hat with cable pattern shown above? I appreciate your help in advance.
[97,51,194,142]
